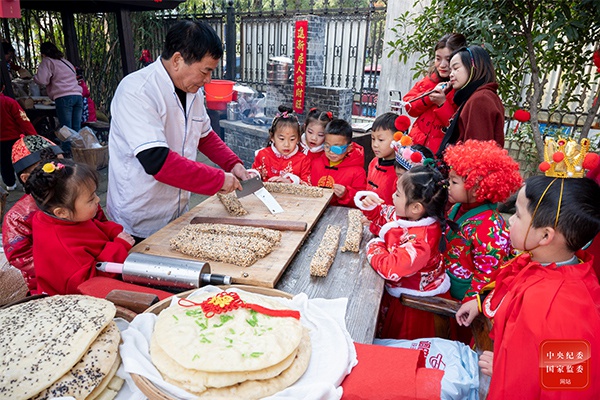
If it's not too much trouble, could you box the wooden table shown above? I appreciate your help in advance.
[276,206,385,344]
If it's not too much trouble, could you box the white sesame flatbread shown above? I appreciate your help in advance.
[152,291,304,373]
[31,321,120,400]
[150,334,298,393]
[0,295,116,400]
[185,328,311,399]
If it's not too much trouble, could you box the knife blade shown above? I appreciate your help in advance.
[236,176,264,198]
[254,187,284,214]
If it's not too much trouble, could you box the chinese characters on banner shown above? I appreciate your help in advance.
[293,20,308,114]
[0,0,21,18]
[540,340,590,390]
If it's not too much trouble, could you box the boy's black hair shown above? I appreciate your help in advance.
[162,20,223,63]
[394,144,435,171]
[400,164,449,251]
[525,175,600,251]
[372,112,398,132]
[40,42,63,59]
[325,119,353,142]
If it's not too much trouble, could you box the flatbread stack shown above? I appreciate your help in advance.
[0,295,124,400]
[150,290,311,399]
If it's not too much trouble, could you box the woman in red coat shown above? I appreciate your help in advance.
[403,33,466,154]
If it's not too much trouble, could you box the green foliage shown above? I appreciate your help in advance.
[387,0,599,158]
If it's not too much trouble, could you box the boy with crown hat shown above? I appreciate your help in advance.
[2,135,88,292]
[455,138,600,399]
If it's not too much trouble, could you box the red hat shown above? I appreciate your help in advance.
[12,135,63,175]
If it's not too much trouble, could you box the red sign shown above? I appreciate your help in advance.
[0,0,21,18]
[540,340,591,390]
[293,20,308,114]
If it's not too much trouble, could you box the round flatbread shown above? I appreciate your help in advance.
[86,355,123,400]
[0,295,116,400]
[150,334,298,393]
[153,291,303,373]
[183,328,311,399]
[31,321,120,400]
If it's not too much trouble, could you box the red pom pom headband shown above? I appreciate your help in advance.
[394,115,411,132]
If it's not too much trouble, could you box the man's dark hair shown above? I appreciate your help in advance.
[325,119,353,141]
[372,112,398,132]
[525,175,600,251]
[161,20,223,63]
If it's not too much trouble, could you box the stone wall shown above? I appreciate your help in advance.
[221,120,270,168]
[266,84,353,123]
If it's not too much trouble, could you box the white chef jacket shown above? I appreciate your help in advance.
[107,58,214,238]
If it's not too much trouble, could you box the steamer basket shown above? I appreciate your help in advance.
[130,285,293,400]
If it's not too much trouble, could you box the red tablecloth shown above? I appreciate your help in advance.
[341,343,443,400]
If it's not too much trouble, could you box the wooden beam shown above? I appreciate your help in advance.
[61,12,80,66]
[116,9,136,76]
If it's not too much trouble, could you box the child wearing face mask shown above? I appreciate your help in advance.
[252,105,310,184]
[403,33,466,154]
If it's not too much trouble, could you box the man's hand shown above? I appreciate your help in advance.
[456,299,480,326]
[231,163,250,181]
[219,172,243,194]
[479,351,494,377]
[332,183,347,198]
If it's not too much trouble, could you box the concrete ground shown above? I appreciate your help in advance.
[2,153,213,218]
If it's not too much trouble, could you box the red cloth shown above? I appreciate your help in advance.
[341,343,443,400]
[32,211,131,295]
[77,276,172,300]
[2,195,107,293]
[484,251,600,399]
[310,143,366,207]
[455,82,505,148]
[252,146,311,184]
[366,158,397,206]
[0,93,37,141]
[403,74,457,154]
[444,202,513,302]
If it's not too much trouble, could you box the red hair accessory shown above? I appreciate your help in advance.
[539,161,551,172]
[443,140,522,203]
[326,111,333,119]
[178,291,301,320]
[394,115,411,132]
[410,152,423,163]
[309,107,317,112]
[513,109,530,122]
[583,153,599,170]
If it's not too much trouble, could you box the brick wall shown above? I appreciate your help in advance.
[221,120,270,168]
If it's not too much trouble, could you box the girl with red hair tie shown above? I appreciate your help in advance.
[442,140,523,304]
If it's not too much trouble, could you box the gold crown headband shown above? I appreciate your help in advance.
[539,137,598,178]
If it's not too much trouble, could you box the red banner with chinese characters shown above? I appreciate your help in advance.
[293,20,308,114]
[0,0,21,18]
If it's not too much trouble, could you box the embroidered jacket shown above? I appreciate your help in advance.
[444,202,513,302]
[361,203,449,298]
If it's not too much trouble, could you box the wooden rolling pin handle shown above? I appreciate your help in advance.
[190,216,307,231]
[106,289,159,314]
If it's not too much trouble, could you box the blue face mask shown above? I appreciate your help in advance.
[324,143,349,155]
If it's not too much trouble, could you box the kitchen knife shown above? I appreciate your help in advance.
[236,176,264,198]
[236,176,284,214]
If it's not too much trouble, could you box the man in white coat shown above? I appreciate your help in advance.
[107,20,249,241]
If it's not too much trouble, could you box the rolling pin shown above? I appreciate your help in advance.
[190,216,307,231]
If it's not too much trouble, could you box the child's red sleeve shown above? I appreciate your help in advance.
[337,169,367,207]
[299,156,311,184]
[367,237,431,281]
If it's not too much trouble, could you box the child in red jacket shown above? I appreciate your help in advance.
[366,112,399,206]
[26,159,135,295]
[310,119,366,207]
[300,107,333,163]
[356,164,450,339]
[252,105,310,184]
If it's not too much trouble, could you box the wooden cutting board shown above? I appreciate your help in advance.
[130,189,334,288]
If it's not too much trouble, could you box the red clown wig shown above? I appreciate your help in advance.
[443,140,523,203]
